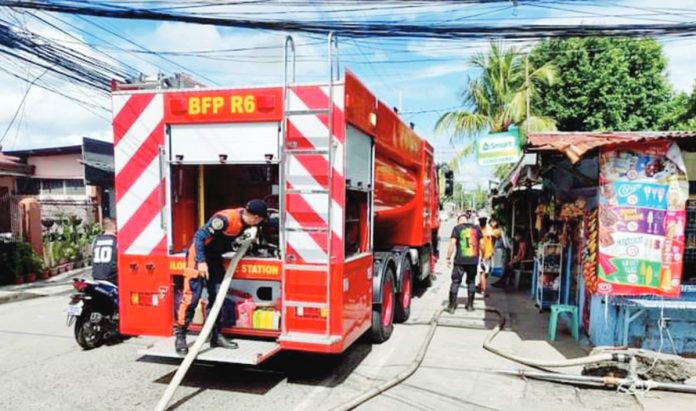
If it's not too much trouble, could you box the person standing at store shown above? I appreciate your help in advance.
[478,213,497,299]
[493,230,529,289]
[490,220,511,279]
[445,212,483,313]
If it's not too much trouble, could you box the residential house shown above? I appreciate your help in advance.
[6,137,115,228]
[0,152,33,234]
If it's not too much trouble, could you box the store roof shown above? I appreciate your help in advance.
[5,144,82,157]
[527,131,696,163]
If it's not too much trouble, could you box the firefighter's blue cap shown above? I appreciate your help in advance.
[245,199,268,218]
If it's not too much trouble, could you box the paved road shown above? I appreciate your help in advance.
[1,221,694,410]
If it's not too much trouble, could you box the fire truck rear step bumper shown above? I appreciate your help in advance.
[278,332,342,345]
[138,337,281,365]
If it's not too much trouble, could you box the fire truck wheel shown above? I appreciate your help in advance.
[394,258,412,323]
[371,268,395,343]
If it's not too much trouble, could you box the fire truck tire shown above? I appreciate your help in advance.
[371,268,395,343]
[394,258,412,323]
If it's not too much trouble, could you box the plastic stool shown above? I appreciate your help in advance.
[548,304,579,341]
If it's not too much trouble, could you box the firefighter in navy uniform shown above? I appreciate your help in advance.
[174,199,268,355]
[91,218,118,284]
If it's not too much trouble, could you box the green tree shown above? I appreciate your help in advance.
[659,82,696,130]
[530,37,672,131]
[435,42,557,172]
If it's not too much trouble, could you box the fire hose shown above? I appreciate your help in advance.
[154,227,257,411]
[331,307,447,411]
[332,303,695,411]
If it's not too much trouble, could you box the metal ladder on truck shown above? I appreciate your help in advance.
[279,33,341,345]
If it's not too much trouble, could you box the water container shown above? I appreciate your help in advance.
[236,298,255,328]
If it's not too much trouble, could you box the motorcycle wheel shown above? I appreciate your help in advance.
[74,309,104,350]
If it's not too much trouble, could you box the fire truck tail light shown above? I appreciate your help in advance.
[296,307,328,318]
[130,292,158,306]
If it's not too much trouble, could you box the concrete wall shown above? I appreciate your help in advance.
[37,198,98,225]
[28,154,82,179]
[589,291,696,355]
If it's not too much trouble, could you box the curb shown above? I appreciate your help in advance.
[0,292,43,306]
[0,267,92,306]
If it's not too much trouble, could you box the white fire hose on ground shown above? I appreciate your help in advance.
[154,227,257,411]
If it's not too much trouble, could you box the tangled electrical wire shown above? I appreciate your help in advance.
[5,0,696,40]
[0,16,132,91]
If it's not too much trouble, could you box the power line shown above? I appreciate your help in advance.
[72,15,221,86]
[0,67,49,145]
[6,1,696,40]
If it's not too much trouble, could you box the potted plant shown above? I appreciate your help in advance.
[13,242,28,284]
[12,252,24,284]
[63,244,77,271]
[34,252,48,280]
[52,239,64,274]
[21,243,37,283]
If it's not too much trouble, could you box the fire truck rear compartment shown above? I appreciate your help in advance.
[169,163,280,255]
[169,162,283,337]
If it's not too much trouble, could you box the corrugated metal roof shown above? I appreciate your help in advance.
[0,153,32,176]
[527,131,696,163]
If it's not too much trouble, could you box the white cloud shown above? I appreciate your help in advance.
[0,16,114,150]
[142,22,328,85]
[0,70,111,150]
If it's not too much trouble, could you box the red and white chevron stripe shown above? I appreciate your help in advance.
[112,93,167,256]
[285,85,345,264]
[113,84,345,263]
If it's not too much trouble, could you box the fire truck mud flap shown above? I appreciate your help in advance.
[138,337,281,365]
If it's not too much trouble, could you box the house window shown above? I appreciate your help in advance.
[64,179,85,195]
[41,179,64,195]
[16,178,39,195]
[16,178,86,196]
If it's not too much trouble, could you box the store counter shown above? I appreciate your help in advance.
[589,286,696,354]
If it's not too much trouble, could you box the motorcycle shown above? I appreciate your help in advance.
[65,278,120,349]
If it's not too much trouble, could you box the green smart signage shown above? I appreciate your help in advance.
[476,130,521,166]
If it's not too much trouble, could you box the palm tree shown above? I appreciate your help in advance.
[435,43,557,172]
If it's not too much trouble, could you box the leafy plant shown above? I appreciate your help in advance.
[14,241,33,277]
[30,251,44,273]
[52,240,65,265]
[62,244,77,262]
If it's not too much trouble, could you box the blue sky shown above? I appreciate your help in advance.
[1,0,695,188]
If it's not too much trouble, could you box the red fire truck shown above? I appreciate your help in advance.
[112,36,443,364]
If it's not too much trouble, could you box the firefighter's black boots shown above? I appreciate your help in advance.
[446,292,458,314]
[210,332,239,349]
[174,326,188,355]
